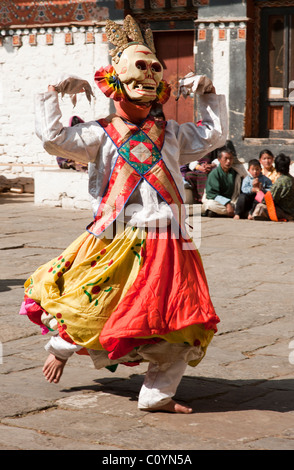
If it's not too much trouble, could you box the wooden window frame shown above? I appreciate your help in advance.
[259,6,294,137]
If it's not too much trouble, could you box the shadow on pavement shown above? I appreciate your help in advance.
[59,374,294,413]
[0,279,27,292]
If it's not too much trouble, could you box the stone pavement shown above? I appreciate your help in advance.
[0,192,294,451]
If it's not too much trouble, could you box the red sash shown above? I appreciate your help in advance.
[87,115,186,237]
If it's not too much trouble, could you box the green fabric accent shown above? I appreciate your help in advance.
[105,364,118,373]
[118,130,161,175]
[270,174,294,216]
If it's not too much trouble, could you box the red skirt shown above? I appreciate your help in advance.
[99,229,219,360]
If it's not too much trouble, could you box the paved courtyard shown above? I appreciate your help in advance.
[0,193,294,451]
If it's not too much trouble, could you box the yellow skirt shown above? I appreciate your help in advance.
[24,226,146,350]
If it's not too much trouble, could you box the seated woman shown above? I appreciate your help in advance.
[252,153,294,221]
[259,149,278,183]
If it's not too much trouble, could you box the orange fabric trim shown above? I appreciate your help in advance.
[264,191,278,221]
[114,99,151,124]
[98,115,133,148]
[264,191,287,222]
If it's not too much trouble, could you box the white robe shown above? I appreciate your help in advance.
[35,90,228,222]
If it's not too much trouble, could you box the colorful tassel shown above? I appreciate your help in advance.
[156,80,171,105]
[94,65,125,101]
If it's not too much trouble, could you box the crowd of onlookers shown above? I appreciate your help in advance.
[181,146,294,222]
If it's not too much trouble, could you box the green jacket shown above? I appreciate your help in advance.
[205,165,236,205]
[271,174,294,216]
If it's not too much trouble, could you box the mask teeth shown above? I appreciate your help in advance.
[134,83,156,91]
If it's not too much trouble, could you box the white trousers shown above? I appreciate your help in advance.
[45,335,190,410]
[138,360,187,410]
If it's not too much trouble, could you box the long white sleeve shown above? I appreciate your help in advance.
[35,91,103,164]
[177,93,228,165]
[45,335,83,360]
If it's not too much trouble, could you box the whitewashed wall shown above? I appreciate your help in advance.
[0,28,111,193]
[212,27,230,110]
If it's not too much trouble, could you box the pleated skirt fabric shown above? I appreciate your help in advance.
[22,224,219,364]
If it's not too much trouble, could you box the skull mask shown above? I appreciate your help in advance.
[113,44,163,104]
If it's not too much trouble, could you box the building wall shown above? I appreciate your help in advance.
[0,27,112,193]
[195,0,248,160]
[199,0,246,19]
[196,0,294,162]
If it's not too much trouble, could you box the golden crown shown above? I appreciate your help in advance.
[105,15,156,64]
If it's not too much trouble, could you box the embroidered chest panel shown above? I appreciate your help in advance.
[118,129,162,175]
[98,115,166,172]
[87,115,185,237]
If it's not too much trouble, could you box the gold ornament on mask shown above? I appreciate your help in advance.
[105,15,156,64]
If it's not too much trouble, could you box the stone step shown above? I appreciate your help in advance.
[34,169,92,210]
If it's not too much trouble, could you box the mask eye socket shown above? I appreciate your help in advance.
[151,62,162,73]
[135,60,147,70]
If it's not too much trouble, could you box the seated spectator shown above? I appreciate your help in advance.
[201,146,241,217]
[259,149,278,183]
[182,151,217,203]
[234,159,272,219]
[252,153,294,221]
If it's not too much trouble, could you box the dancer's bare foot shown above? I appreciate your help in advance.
[141,399,193,414]
[43,353,67,383]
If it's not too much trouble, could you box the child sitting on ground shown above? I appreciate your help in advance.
[234,159,272,219]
